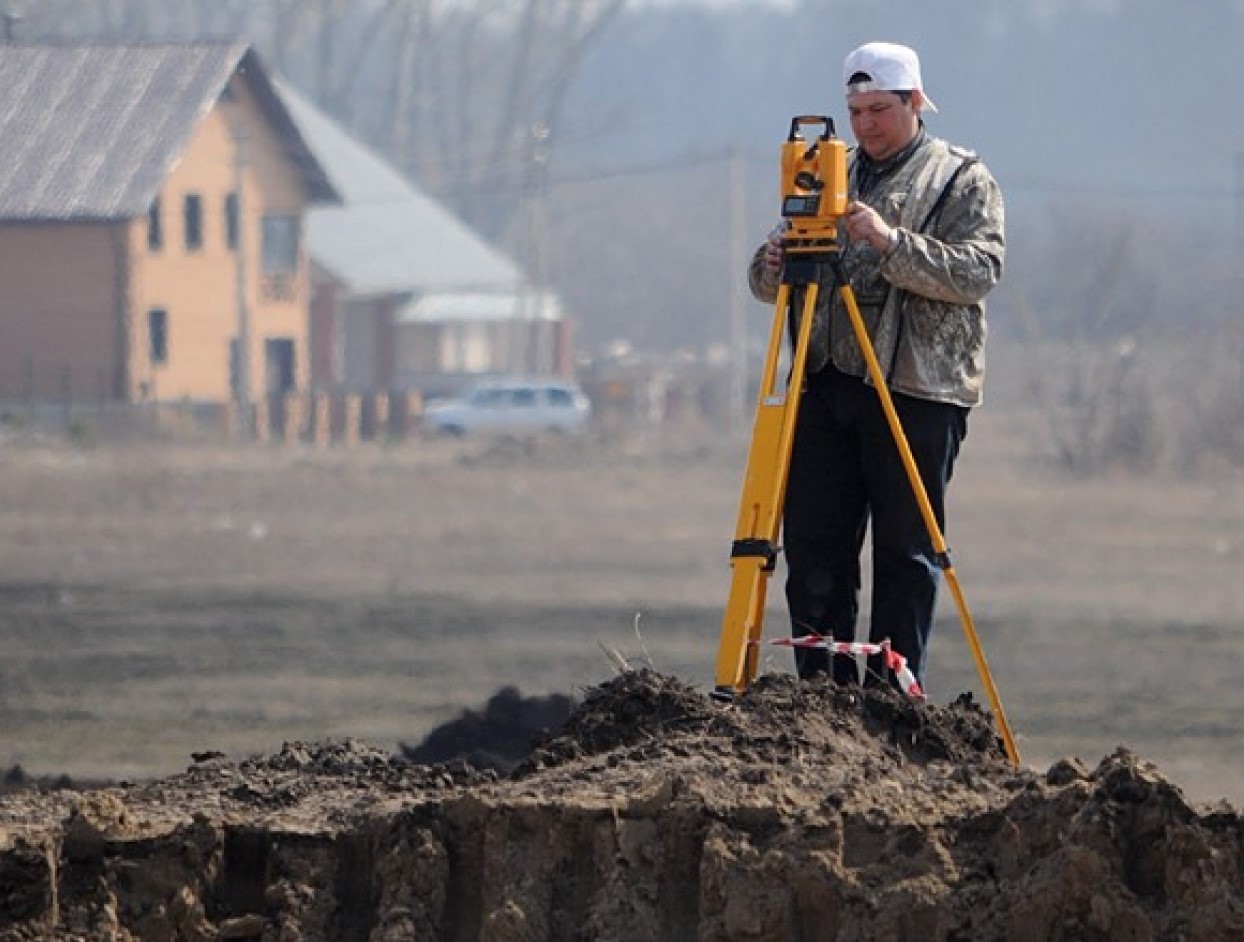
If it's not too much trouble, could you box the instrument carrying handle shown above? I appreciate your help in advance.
[786,115,836,143]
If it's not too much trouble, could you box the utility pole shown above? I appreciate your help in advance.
[728,143,748,438]
[233,132,253,438]
[1235,151,1244,259]
[523,121,551,375]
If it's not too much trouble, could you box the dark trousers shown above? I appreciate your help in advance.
[783,366,968,687]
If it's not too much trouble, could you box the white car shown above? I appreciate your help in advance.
[423,379,592,437]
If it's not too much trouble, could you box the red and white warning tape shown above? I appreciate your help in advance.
[753,635,924,699]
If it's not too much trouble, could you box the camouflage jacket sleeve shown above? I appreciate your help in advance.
[748,241,781,303]
[879,161,1005,305]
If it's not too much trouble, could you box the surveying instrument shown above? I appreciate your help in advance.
[711,116,1021,768]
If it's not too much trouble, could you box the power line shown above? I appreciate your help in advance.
[1000,176,1227,201]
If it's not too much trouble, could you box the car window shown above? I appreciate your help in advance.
[547,388,573,407]
[469,389,506,407]
[512,388,537,408]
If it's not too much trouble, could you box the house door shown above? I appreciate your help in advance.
[265,338,296,395]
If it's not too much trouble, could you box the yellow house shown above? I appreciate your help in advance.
[0,42,337,406]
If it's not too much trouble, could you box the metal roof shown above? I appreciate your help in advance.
[396,291,563,324]
[275,80,523,296]
[0,42,336,221]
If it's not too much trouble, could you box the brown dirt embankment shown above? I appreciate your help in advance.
[1,670,1242,941]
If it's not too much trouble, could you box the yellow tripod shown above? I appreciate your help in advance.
[711,116,1021,769]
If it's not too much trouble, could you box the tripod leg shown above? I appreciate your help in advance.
[831,273,1022,768]
[713,277,822,697]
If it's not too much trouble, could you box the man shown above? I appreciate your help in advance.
[748,41,1005,688]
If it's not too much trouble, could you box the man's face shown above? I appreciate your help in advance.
[847,90,921,161]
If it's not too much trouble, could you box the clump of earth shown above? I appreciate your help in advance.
[399,685,576,773]
[1,669,1241,941]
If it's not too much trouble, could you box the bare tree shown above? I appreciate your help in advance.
[1009,200,1244,475]
[376,0,626,242]
[13,0,621,248]
[1014,203,1161,474]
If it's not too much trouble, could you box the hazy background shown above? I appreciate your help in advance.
[2,0,1243,797]
[12,0,1244,340]
[13,0,1240,472]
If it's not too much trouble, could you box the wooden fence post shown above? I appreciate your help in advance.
[373,392,390,442]
[254,399,269,444]
[344,394,361,447]
[315,392,331,448]
[403,390,423,438]
[284,393,303,445]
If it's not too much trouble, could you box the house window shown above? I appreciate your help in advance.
[148,309,168,365]
[441,324,490,373]
[147,198,162,251]
[261,215,299,273]
[224,193,239,250]
[260,215,300,300]
[184,194,203,250]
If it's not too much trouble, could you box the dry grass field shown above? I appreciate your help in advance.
[0,405,1241,806]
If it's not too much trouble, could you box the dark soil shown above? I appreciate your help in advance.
[1,669,1242,941]
[400,686,575,773]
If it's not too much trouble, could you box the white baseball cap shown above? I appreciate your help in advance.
[843,41,938,113]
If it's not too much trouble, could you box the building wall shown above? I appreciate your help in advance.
[0,222,125,401]
[309,275,340,390]
[393,318,567,397]
[128,74,310,403]
[336,298,399,392]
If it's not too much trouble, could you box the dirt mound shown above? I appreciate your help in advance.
[401,685,575,773]
[521,670,1003,771]
[1,670,1242,941]
[522,670,719,764]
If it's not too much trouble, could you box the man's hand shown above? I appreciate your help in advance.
[845,201,896,254]
[762,221,788,274]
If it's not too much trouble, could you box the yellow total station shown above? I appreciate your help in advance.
[779,115,848,249]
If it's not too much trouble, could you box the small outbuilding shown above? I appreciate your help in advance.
[277,82,572,399]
